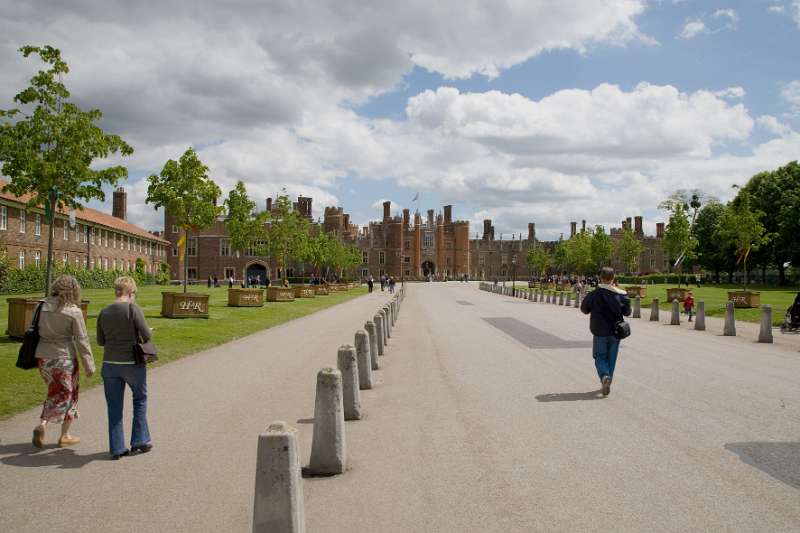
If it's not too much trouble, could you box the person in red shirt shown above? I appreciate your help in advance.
[684,292,695,322]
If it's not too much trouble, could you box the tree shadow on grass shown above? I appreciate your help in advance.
[0,441,109,469]
[724,441,800,490]
[535,390,603,402]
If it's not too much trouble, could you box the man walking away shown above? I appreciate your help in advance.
[580,267,631,397]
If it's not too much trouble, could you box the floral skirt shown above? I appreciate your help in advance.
[38,357,80,423]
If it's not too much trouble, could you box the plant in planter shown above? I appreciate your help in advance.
[223,181,269,307]
[1,45,132,336]
[146,147,222,317]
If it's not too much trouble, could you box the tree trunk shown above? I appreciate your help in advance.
[778,262,786,285]
[184,227,189,293]
[43,193,57,297]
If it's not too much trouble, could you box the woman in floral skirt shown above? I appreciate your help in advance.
[32,275,95,448]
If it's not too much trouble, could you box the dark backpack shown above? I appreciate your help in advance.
[16,302,43,370]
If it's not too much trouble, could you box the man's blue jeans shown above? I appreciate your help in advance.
[101,363,151,455]
[592,336,620,380]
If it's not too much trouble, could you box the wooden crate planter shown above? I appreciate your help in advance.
[227,288,264,307]
[266,286,296,302]
[7,298,90,339]
[161,292,210,318]
[728,291,760,308]
[314,285,330,296]
[625,286,647,298]
[327,284,342,292]
[665,287,689,303]
[293,286,316,298]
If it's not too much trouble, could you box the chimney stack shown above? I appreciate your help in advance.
[483,220,492,240]
[581,220,586,233]
[570,221,577,238]
[622,220,628,231]
[266,197,273,212]
[528,223,536,242]
[403,208,410,228]
[656,222,665,238]
[634,216,643,235]
[112,187,127,221]
[343,214,350,228]
[383,201,391,221]
[626,217,632,231]
[427,209,434,227]
[414,212,421,227]
[444,205,452,224]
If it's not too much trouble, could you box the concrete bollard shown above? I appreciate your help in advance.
[632,296,641,318]
[379,309,388,345]
[565,292,572,306]
[308,368,346,475]
[253,421,305,533]
[546,291,551,304]
[373,313,385,355]
[758,305,773,343]
[670,299,680,325]
[337,345,361,421]
[694,301,706,331]
[723,301,736,336]
[650,298,660,321]
[558,291,564,306]
[532,289,538,302]
[574,291,580,308]
[553,291,558,305]
[364,320,381,369]
[384,306,392,338]
[354,330,373,389]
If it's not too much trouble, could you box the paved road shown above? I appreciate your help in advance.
[1,283,799,532]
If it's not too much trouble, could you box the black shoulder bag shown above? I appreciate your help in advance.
[129,304,158,365]
[603,291,631,340]
[16,302,44,370]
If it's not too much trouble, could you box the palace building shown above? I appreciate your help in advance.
[0,182,170,274]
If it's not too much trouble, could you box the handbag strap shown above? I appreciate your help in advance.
[31,302,44,332]
[128,303,140,343]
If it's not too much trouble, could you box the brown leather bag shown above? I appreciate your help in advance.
[129,304,157,365]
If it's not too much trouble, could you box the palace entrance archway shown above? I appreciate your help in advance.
[246,262,267,285]
[422,260,436,278]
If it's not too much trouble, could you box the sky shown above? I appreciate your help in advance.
[1,0,799,240]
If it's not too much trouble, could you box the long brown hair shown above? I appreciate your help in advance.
[50,275,82,308]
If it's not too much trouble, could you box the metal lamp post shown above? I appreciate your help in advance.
[512,255,517,296]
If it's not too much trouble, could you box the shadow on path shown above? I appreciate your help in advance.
[724,441,800,490]
[0,441,108,469]
[535,390,603,402]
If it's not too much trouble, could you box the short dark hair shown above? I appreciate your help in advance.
[599,267,615,282]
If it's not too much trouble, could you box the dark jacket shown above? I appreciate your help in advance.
[97,302,152,363]
[580,287,631,337]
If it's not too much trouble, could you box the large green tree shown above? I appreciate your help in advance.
[589,225,613,272]
[266,194,309,285]
[224,181,269,260]
[565,231,592,275]
[614,228,644,274]
[660,198,697,283]
[715,189,769,287]
[693,200,734,282]
[526,246,552,277]
[0,45,133,294]
[146,148,222,292]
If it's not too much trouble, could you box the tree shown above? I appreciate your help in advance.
[589,225,612,272]
[0,45,133,295]
[565,231,592,275]
[693,200,734,282]
[660,199,697,284]
[146,147,222,292]
[614,228,644,274]
[265,193,309,286]
[224,181,269,259]
[715,189,769,287]
[526,246,552,277]
[552,239,568,274]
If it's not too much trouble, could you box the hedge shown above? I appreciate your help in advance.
[616,274,699,285]
[0,264,158,295]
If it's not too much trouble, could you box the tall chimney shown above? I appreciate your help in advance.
[581,220,586,233]
[414,212,421,227]
[427,209,434,227]
[622,220,628,231]
[383,201,391,221]
[343,214,350,228]
[634,216,643,235]
[112,187,127,221]
[626,217,632,231]
[266,197,272,212]
[570,221,577,238]
[528,223,536,241]
[483,220,492,240]
[444,205,452,224]
[403,208,410,228]
[656,222,665,238]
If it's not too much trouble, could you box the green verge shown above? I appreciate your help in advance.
[0,284,367,420]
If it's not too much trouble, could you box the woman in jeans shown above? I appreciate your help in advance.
[33,275,95,448]
[97,276,153,460]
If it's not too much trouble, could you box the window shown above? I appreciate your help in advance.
[379,251,385,264]
[113,259,117,270]
[90,257,95,269]
[362,251,368,263]
[361,268,369,278]
[479,255,486,267]
[75,256,80,268]
[127,236,131,250]
[90,227,95,244]
[423,233,433,248]
[172,247,178,257]
[404,256,410,263]
[63,220,69,240]
[187,237,197,257]
[18,250,25,268]
[113,233,117,248]
[188,268,197,280]
[83,225,88,243]
[224,267,236,279]
[220,239,230,257]
[63,253,68,265]
[104,230,108,247]
[171,224,178,234]
[19,210,26,233]
[404,240,410,251]
[0,206,7,230]
[104,258,109,270]
[75,223,80,242]
[83,256,88,268]
[34,251,41,267]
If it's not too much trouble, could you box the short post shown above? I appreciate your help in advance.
[532,289,538,302]
[337,345,361,421]
[546,291,551,304]
[308,368,346,475]
[558,291,564,306]
[565,292,571,306]
[379,309,388,346]
[364,320,380,368]
[373,313,385,355]
[632,296,641,318]
[354,330,373,389]
[383,306,392,338]
[670,299,680,325]
[650,298,660,321]
[252,421,305,533]
[574,291,580,308]
[552,291,558,305]
[723,301,736,336]
[694,301,706,331]
[758,305,773,343]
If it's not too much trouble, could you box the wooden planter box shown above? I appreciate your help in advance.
[7,298,90,339]
[547,283,557,290]
[293,285,316,298]
[266,286,296,302]
[625,286,647,298]
[728,291,760,308]
[665,287,689,303]
[314,285,330,296]
[349,282,361,289]
[227,288,264,307]
[161,292,210,318]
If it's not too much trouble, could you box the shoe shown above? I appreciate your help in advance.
[58,435,80,448]
[32,425,46,449]
[601,376,611,397]
[111,450,130,460]
[132,443,153,455]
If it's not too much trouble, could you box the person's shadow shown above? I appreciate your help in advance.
[0,442,108,469]
[535,390,603,402]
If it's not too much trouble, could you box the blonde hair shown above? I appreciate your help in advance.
[114,276,138,297]
[50,275,82,308]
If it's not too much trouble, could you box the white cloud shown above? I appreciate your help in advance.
[782,80,800,113]
[679,20,707,39]
[713,9,739,25]
[793,1,800,26]
[756,115,793,136]
[768,5,785,14]
[714,87,746,99]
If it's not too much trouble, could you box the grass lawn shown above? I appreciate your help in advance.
[0,284,367,420]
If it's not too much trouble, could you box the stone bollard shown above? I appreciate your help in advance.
[364,321,380,369]
[558,291,564,306]
[532,289,538,302]
[384,306,392,338]
[553,291,558,305]
[354,330,373,389]
[574,291,580,308]
[694,301,706,331]
[649,298,660,321]
[373,313,385,355]
[670,299,680,325]
[308,368,346,475]
[378,309,388,345]
[565,292,571,306]
[632,296,641,318]
[723,301,736,336]
[758,305,773,343]
[337,345,361,421]
[253,421,305,533]
[546,291,551,304]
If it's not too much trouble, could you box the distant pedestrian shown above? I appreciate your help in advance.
[31,275,95,450]
[207,276,212,288]
[228,276,234,289]
[388,277,395,293]
[367,276,374,293]
[684,292,695,322]
[380,275,386,291]
[213,275,219,288]
[580,267,631,397]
